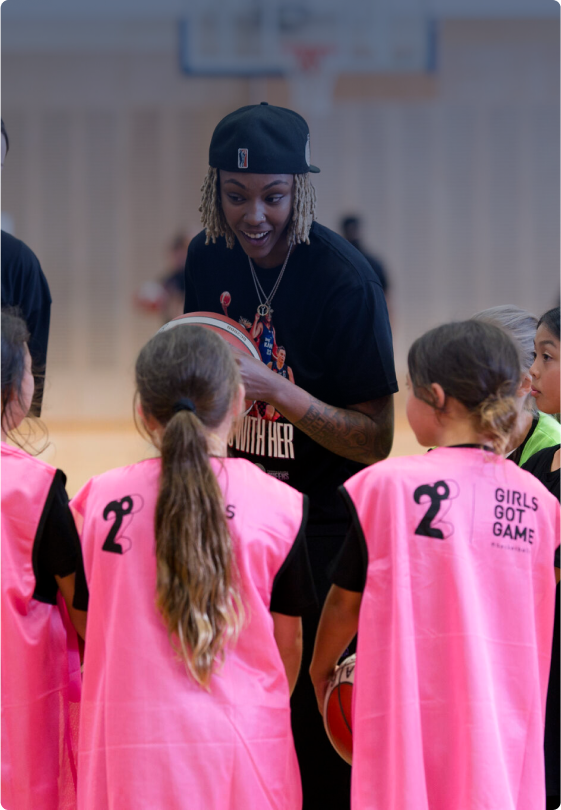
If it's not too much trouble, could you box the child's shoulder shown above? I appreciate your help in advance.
[344,447,500,493]
[1,441,57,475]
[346,453,430,487]
[220,457,302,502]
[74,457,161,499]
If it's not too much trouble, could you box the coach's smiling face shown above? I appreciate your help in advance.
[219,172,294,269]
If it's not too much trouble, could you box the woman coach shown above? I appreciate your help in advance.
[184,102,398,810]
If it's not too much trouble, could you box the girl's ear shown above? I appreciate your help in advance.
[137,403,159,433]
[430,382,446,410]
[517,373,532,397]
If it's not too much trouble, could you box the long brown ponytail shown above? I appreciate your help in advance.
[135,325,245,688]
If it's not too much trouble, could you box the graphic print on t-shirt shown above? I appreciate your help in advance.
[220,290,231,316]
[413,479,459,539]
[102,494,144,554]
[220,293,297,477]
[269,346,293,381]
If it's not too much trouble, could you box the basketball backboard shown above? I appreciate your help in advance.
[179,0,436,78]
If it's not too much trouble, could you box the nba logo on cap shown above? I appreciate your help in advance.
[238,148,248,169]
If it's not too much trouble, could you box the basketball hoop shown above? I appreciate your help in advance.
[284,42,337,116]
[286,43,336,73]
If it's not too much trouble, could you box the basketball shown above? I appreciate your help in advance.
[323,654,355,765]
[158,312,261,414]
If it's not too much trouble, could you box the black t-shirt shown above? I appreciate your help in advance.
[522,444,560,568]
[32,470,89,611]
[184,223,398,535]
[270,496,317,616]
[508,415,539,466]
[330,486,368,593]
[1,231,51,413]
[522,444,561,796]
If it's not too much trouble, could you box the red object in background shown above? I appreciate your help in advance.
[134,281,166,313]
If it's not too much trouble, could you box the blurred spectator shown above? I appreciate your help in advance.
[340,215,389,297]
[134,233,190,323]
[1,119,51,414]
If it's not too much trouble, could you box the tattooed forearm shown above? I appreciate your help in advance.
[295,396,394,464]
[264,370,394,464]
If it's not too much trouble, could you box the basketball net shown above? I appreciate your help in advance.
[285,43,337,116]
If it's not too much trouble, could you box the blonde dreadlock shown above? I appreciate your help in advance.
[199,168,317,249]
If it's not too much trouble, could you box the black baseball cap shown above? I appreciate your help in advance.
[209,102,320,175]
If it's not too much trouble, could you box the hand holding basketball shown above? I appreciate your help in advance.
[311,671,333,715]
[321,654,355,765]
[230,347,283,402]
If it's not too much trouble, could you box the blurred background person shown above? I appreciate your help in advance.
[340,214,390,300]
[134,232,190,324]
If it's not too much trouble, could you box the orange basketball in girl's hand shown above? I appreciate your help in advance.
[323,654,355,765]
[158,312,260,415]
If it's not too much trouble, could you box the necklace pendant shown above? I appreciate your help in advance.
[248,244,292,320]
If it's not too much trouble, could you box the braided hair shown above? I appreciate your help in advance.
[199,168,317,249]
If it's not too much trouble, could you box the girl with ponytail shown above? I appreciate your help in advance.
[311,320,560,810]
[71,324,314,810]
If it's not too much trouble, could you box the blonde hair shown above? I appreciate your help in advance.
[199,167,317,249]
[477,393,519,455]
[135,325,245,688]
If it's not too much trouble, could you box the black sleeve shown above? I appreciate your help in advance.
[522,443,559,481]
[32,471,89,611]
[310,277,397,405]
[510,417,539,466]
[329,486,368,593]
[19,246,51,416]
[1,233,51,414]
[270,496,317,616]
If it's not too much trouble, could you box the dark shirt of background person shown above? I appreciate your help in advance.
[340,215,389,296]
[1,119,51,414]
